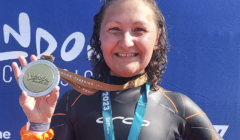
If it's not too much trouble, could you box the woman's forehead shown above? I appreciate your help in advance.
[102,0,155,25]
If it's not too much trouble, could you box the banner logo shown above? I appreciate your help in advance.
[96,116,150,127]
[213,125,229,137]
[0,131,11,139]
[1,12,89,62]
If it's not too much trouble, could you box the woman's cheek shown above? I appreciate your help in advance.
[105,34,119,44]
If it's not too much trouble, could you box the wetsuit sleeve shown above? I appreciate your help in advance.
[180,94,224,140]
[50,90,75,140]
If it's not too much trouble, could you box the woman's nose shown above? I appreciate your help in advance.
[119,32,134,49]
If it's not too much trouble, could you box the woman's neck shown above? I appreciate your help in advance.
[108,73,144,85]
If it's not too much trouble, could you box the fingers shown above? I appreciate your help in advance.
[12,62,20,83]
[19,54,37,68]
[19,55,28,68]
[12,55,27,83]
[30,55,38,62]
[47,86,60,107]
[12,55,37,83]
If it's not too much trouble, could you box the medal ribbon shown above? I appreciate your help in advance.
[102,81,150,140]
[58,68,148,95]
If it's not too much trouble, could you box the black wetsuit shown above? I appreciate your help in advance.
[51,75,223,140]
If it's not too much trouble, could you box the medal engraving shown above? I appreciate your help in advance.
[23,64,54,93]
[27,73,50,85]
[19,59,60,97]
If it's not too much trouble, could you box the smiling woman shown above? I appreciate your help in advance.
[90,0,168,91]
[99,0,159,78]
[13,0,224,140]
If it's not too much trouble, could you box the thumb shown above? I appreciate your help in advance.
[47,86,60,107]
[19,91,32,106]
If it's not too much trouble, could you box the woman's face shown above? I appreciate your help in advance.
[100,0,159,77]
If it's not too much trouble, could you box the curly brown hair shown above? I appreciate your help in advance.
[89,0,169,90]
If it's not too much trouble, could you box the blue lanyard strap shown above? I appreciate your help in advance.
[102,82,150,140]
[102,90,115,140]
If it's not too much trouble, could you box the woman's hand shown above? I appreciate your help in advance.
[12,55,59,123]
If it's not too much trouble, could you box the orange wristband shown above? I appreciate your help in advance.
[20,125,54,140]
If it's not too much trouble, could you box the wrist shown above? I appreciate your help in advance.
[26,121,50,133]
[20,125,54,139]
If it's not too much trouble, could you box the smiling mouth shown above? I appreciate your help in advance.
[115,53,139,57]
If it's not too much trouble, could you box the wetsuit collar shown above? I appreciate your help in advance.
[108,74,146,104]
[108,73,145,85]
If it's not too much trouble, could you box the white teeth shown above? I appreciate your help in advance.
[118,53,135,56]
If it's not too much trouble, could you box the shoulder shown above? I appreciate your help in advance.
[150,88,204,119]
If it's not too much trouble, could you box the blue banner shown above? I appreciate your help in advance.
[0,0,238,139]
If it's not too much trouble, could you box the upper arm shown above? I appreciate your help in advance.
[180,94,224,140]
[159,89,223,140]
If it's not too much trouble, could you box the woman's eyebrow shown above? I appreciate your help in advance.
[105,20,150,26]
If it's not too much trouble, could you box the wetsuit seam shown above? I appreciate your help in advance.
[51,124,65,129]
[175,113,186,121]
[160,90,179,113]
[166,113,176,140]
[160,104,175,114]
[174,114,186,139]
[178,93,186,118]
[176,93,188,122]
[66,90,76,138]
[61,89,75,132]
[66,89,73,113]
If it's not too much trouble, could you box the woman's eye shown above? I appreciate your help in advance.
[109,27,120,31]
[134,28,146,32]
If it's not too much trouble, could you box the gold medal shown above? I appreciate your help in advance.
[23,64,54,92]
[19,56,60,97]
